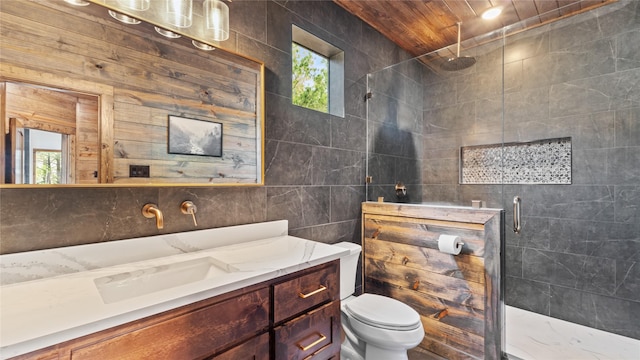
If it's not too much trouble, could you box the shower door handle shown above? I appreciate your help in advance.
[513,196,522,234]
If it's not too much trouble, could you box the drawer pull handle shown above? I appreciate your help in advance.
[297,332,327,351]
[298,285,327,299]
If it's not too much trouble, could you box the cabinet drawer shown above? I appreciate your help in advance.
[274,301,341,360]
[211,332,269,360]
[70,288,269,360]
[273,260,339,323]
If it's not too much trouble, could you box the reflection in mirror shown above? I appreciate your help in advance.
[13,128,66,185]
[2,82,100,185]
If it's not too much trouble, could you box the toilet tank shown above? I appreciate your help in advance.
[333,242,362,300]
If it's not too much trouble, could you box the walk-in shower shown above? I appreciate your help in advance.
[365,0,640,357]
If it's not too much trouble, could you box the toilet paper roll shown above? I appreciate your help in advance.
[437,234,464,255]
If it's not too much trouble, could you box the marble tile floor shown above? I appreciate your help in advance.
[408,306,640,359]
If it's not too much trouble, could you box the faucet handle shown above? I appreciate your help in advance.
[180,201,198,226]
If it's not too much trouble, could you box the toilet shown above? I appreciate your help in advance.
[334,242,424,360]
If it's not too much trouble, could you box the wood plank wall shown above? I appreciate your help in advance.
[0,0,262,184]
[362,202,504,359]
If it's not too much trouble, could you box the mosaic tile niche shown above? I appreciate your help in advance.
[460,137,571,184]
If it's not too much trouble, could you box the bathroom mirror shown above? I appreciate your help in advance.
[0,0,264,187]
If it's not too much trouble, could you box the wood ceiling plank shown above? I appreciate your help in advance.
[442,0,477,20]
[334,0,618,57]
[463,0,494,17]
[580,0,607,10]
[557,0,582,16]
[378,1,453,54]
[512,0,542,22]
[495,2,522,29]
[534,0,561,22]
[442,0,495,41]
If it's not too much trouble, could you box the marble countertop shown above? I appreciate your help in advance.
[0,221,348,359]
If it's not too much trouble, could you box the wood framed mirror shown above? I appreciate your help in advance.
[0,0,264,187]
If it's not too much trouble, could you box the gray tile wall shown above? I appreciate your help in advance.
[422,1,640,339]
[0,0,411,274]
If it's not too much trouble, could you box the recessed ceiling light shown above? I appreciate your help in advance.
[64,0,90,6]
[482,6,503,20]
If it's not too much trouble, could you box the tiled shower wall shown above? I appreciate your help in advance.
[422,1,640,339]
[0,1,412,256]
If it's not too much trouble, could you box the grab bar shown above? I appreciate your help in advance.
[513,196,522,234]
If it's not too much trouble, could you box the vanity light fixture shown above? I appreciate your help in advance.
[74,0,230,50]
[204,0,229,42]
[167,0,194,28]
[117,0,150,11]
[192,40,216,51]
[482,6,503,20]
[108,10,141,25]
[155,27,182,38]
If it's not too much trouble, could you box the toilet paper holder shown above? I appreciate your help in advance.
[437,234,465,255]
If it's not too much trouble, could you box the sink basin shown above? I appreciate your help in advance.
[94,257,236,304]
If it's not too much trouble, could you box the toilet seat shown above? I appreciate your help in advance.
[344,293,421,331]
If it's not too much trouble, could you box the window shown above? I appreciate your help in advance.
[291,25,344,117]
[34,150,62,184]
[292,43,329,112]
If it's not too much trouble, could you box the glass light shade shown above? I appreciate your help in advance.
[64,0,90,6]
[117,0,150,11]
[192,40,216,51]
[166,0,193,28]
[155,26,181,38]
[204,0,229,42]
[108,10,141,24]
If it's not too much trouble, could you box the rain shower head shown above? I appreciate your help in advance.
[441,22,476,71]
[441,55,476,71]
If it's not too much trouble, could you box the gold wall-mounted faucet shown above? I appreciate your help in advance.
[180,201,198,226]
[142,203,164,229]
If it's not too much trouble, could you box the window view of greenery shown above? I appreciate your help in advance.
[34,150,62,184]
[292,43,329,113]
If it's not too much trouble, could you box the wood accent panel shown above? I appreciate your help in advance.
[274,301,341,360]
[362,202,504,360]
[365,237,486,284]
[273,260,339,324]
[0,82,5,182]
[76,98,99,184]
[5,83,77,134]
[0,0,264,185]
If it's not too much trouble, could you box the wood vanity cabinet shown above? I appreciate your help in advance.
[272,260,341,360]
[9,260,341,360]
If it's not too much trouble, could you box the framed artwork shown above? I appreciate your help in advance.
[168,116,222,157]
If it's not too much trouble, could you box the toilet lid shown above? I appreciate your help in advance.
[344,293,421,331]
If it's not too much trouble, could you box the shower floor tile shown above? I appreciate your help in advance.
[506,306,640,360]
